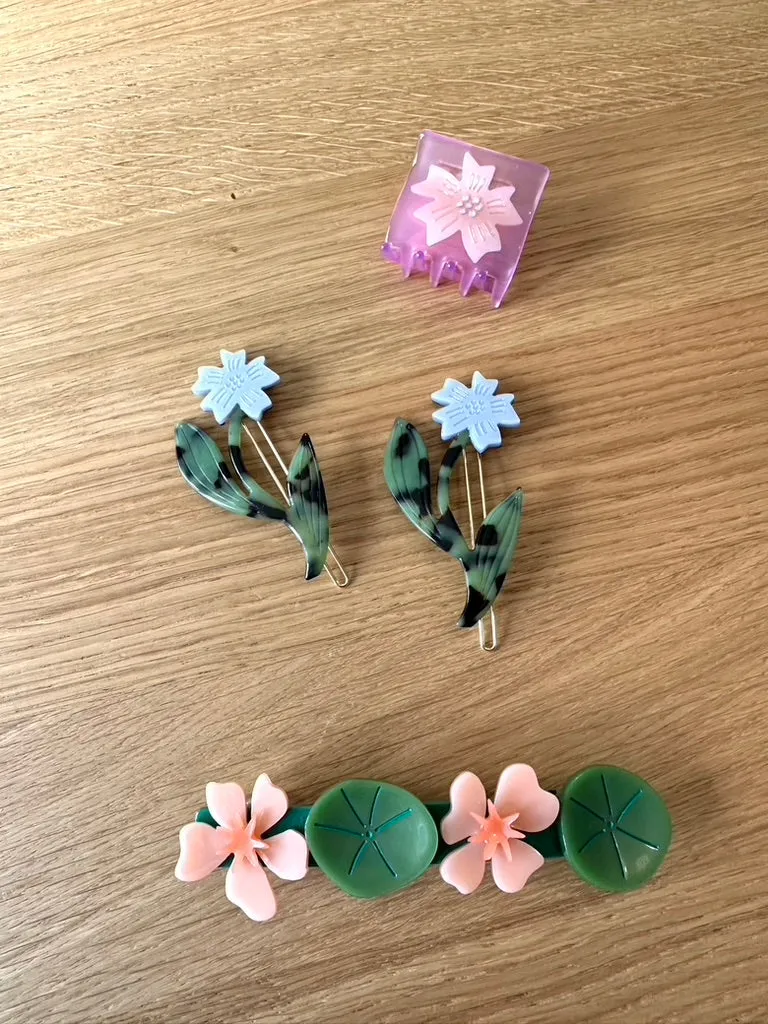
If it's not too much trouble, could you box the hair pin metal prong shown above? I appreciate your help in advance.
[237,414,349,588]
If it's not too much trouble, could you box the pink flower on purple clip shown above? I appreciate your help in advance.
[411,151,523,263]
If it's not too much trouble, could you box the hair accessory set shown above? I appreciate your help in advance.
[172,131,674,924]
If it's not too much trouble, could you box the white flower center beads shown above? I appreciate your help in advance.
[457,193,485,218]
[382,131,550,306]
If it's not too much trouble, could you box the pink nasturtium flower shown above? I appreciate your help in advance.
[440,764,559,895]
[411,151,524,263]
[175,775,307,922]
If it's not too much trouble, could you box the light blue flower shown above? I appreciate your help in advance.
[192,350,280,424]
[432,371,520,453]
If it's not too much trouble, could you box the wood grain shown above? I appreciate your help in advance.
[2,4,768,1021]
[2,0,768,246]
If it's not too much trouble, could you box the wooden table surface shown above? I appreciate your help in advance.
[2,3,768,1022]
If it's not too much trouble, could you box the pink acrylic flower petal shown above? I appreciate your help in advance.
[260,829,308,881]
[461,151,495,192]
[439,840,486,895]
[461,219,502,263]
[494,764,560,833]
[491,839,544,893]
[175,822,233,882]
[413,199,463,248]
[250,773,289,835]
[225,854,277,922]
[205,782,247,831]
[441,771,487,844]
[485,195,523,227]
[410,163,460,200]
[410,151,523,264]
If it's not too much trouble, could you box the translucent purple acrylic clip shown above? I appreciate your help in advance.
[382,131,549,308]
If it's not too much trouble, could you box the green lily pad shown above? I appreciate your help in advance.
[306,780,438,899]
[559,765,672,893]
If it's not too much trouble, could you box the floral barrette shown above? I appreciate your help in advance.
[175,764,672,922]
[175,350,349,588]
[385,370,522,651]
[382,131,550,306]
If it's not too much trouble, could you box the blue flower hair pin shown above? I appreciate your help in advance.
[175,350,349,588]
[385,371,522,651]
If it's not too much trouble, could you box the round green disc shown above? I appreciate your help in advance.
[559,765,672,893]
[306,779,438,899]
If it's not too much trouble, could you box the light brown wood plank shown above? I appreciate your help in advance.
[2,0,768,246]
[1,70,767,1024]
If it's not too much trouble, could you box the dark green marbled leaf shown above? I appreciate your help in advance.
[175,423,252,516]
[459,489,524,628]
[227,412,288,520]
[286,434,330,581]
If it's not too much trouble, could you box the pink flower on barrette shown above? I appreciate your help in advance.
[411,151,523,263]
[440,765,559,895]
[175,776,307,922]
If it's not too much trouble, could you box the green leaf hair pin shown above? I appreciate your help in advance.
[175,350,349,588]
[385,371,522,651]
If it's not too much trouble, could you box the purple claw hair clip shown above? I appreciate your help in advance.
[382,131,549,307]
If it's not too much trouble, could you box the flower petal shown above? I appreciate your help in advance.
[439,841,486,894]
[468,421,502,453]
[461,219,502,263]
[238,388,272,423]
[460,151,496,192]
[251,773,289,835]
[471,372,498,397]
[494,764,560,833]
[433,405,471,442]
[413,198,463,248]
[431,379,470,406]
[486,183,516,200]
[441,771,487,844]
[200,386,238,425]
[225,855,277,921]
[490,396,521,428]
[247,358,280,389]
[411,163,461,200]
[192,366,224,397]
[261,830,308,880]
[485,187,524,227]
[175,822,233,882]
[220,349,246,372]
[491,840,544,893]
[205,782,248,831]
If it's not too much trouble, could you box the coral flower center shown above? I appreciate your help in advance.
[225,822,268,864]
[469,800,525,861]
